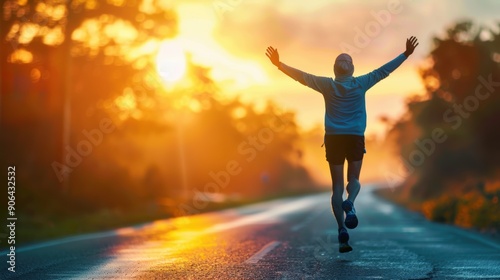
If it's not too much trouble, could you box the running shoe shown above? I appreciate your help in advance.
[342,200,358,229]
[339,242,353,253]
[338,227,349,243]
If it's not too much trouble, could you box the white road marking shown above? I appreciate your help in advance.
[0,223,151,255]
[0,194,322,256]
[440,224,500,250]
[204,195,320,234]
[0,231,117,254]
[72,195,319,279]
[244,241,281,264]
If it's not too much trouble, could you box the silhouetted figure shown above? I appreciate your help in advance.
[266,36,419,253]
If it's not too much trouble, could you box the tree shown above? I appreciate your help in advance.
[387,21,500,229]
[1,0,177,192]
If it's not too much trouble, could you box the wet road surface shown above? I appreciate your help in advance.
[2,185,500,279]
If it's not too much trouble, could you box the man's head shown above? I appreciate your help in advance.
[334,53,354,78]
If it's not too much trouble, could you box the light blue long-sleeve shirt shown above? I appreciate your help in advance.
[279,53,408,135]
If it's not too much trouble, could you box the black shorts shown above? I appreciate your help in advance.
[324,135,365,165]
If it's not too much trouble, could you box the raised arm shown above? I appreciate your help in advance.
[265,46,331,94]
[404,36,419,57]
[357,36,419,90]
[265,46,306,84]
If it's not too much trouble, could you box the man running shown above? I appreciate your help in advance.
[265,36,419,253]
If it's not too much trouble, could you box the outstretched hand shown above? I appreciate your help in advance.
[266,46,280,67]
[404,36,419,57]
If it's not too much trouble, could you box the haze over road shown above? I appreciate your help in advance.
[2,185,500,279]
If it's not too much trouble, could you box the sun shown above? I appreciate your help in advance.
[156,39,187,84]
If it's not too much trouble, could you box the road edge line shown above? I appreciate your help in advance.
[244,241,281,264]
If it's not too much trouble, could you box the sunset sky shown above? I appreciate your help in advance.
[157,0,499,136]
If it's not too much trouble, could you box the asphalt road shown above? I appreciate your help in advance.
[2,185,500,279]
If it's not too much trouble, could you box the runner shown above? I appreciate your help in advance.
[265,36,419,253]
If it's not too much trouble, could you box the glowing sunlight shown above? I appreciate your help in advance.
[156,39,187,84]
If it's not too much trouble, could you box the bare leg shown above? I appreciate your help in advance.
[329,163,345,229]
[346,160,362,203]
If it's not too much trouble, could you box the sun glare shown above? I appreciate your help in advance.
[156,39,186,84]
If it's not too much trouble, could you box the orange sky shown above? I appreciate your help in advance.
[157,0,499,136]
